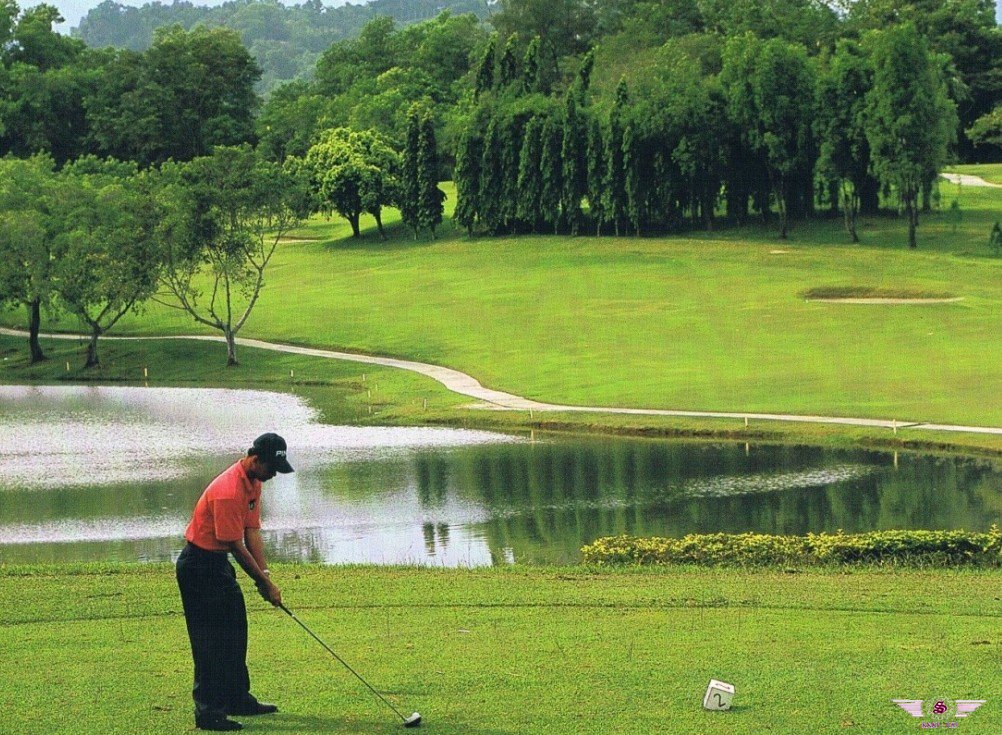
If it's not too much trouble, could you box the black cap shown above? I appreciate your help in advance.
[250,433,294,474]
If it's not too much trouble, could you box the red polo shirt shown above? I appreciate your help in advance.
[185,460,262,552]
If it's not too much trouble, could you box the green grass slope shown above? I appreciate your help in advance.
[1,564,999,735]
[4,165,1001,432]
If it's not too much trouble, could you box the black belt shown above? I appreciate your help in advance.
[184,541,229,558]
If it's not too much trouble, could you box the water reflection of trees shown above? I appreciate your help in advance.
[0,461,219,525]
[418,442,1001,565]
[3,440,1001,566]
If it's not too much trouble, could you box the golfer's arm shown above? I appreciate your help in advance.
[225,537,269,587]
[244,527,269,576]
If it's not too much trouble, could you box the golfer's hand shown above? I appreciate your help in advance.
[258,580,283,606]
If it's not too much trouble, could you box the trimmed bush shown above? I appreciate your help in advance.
[581,527,1002,568]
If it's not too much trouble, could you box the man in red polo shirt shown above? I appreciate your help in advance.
[176,433,293,732]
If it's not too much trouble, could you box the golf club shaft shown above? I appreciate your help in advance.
[279,603,407,722]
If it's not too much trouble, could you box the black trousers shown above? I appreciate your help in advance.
[176,542,252,720]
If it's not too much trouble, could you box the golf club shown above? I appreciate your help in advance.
[279,603,422,728]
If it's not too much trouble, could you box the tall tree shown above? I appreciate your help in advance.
[473,34,497,99]
[478,117,507,234]
[401,103,423,236]
[847,0,1002,162]
[3,3,83,70]
[453,130,482,236]
[516,115,545,231]
[561,93,586,235]
[864,23,957,248]
[539,115,564,234]
[0,3,93,162]
[0,154,57,363]
[417,107,445,236]
[605,78,629,236]
[156,145,306,365]
[54,159,161,368]
[498,34,520,89]
[815,40,874,243]
[522,37,541,94]
[585,114,606,235]
[315,15,400,96]
[256,81,331,163]
[623,118,642,235]
[720,34,816,239]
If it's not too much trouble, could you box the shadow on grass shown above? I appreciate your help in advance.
[246,712,519,734]
[240,714,381,732]
[323,220,463,253]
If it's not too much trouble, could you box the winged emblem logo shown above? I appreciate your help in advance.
[892,699,986,725]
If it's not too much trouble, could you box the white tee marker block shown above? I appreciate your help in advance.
[703,679,735,711]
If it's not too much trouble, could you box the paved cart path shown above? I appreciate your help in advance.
[4,328,1001,436]
[940,172,1002,188]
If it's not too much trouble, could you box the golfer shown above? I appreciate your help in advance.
[176,433,293,731]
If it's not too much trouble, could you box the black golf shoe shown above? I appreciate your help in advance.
[226,698,279,716]
[195,715,243,731]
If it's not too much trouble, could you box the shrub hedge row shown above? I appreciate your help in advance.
[580,527,1002,568]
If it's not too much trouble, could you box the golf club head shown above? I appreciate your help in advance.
[403,712,422,728]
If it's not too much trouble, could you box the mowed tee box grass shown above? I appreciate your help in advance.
[13,166,1002,431]
[0,565,999,735]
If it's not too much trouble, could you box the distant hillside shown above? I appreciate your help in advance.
[73,0,490,92]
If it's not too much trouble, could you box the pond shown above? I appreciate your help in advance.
[2,385,999,565]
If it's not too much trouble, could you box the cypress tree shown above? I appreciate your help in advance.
[417,109,444,237]
[522,37,541,94]
[517,116,544,232]
[623,118,642,236]
[401,103,422,237]
[479,117,505,234]
[576,48,595,103]
[561,94,586,236]
[586,114,606,235]
[498,115,521,233]
[605,78,629,236]
[474,35,497,99]
[454,130,482,237]
[499,34,520,89]
[539,116,564,234]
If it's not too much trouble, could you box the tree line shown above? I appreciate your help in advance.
[1,0,999,367]
[455,24,957,247]
[0,123,443,368]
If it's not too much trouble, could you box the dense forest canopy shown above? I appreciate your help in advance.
[0,0,999,216]
[74,0,489,91]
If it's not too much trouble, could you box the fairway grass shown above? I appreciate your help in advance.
[2,165,1001,457]
[5,167,1000,438]
[1,564,999,735]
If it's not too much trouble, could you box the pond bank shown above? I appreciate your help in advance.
[3,332,1001,458]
